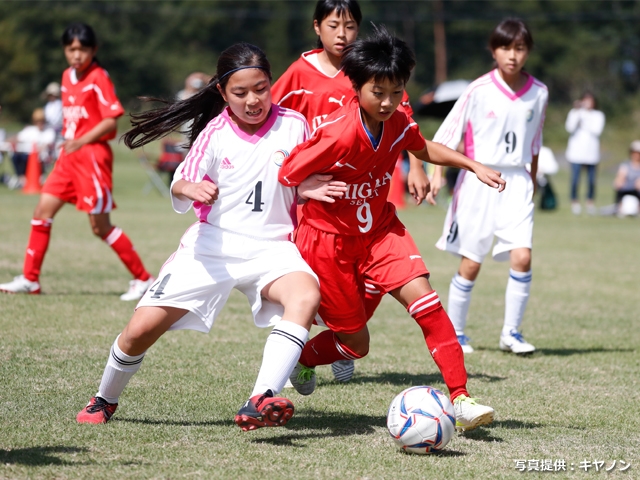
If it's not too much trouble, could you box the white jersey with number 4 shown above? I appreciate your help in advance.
[172,105,309,240]
[434,69,548,167]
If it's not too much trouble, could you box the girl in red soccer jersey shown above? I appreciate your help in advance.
[272,0,427,202]
[0,23,153,301]
[272,0,429,383]
[279,26,505,432]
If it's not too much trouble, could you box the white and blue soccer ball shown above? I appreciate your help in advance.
[386,386,456,454]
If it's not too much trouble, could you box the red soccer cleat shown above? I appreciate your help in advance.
[76,396,118,424]
[234,390,294,431]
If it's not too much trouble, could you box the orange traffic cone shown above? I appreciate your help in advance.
[22,145,41,194]
[387,156,406,209]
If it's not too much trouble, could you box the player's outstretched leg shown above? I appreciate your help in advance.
[329,287,383,383]
[76,396,118,424]
[453,395,494,432]
[234,390,294,431]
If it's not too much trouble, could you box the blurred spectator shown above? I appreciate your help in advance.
[565,91,605,215]
[158,72,211,185]
[8,108,55,189]
[611,140,640,217]
[176,72,211,101]
[42,82,63,135]
[536,146,559,210]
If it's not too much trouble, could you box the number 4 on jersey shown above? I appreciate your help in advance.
[245,181,265,212]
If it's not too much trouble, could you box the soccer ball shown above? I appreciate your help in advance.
[386,386,456,454]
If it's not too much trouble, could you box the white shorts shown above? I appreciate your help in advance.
[137,222,318,333]
[436,167,534,263]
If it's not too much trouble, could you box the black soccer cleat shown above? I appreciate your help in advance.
[234,390,294,431]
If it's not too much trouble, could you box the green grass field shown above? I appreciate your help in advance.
[0,142,638,479]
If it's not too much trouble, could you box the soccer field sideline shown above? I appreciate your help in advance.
[0,146,638,479]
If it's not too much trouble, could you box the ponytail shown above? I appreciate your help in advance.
[123,42,271,150]
[123,77,224,149]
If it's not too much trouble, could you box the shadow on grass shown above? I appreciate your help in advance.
[0,446,87,466]
[492,419,543,430]
[346,371,505,386]
[473,346,635,357]
[537,347,636,356]
[251,408,386,445]
[116,417,230,427]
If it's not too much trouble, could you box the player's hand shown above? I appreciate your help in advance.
[298,174,347,203]
[62,139,84,154]
[426,172,445,205]
[183,179,219,205]
[473,164,506,192]
[407,166,430,205]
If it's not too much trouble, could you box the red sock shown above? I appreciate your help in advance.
[23,219,53,282]
[409,291,469,401]
[299,330,363,367]
[102,227,150,281]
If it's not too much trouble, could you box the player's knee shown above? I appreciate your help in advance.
[296,287,321,316]
[92,224,112,238]
[511,249,532,270]
[340,334,370,358]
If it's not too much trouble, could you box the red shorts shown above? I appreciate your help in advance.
[295,216,429,334]
[42,142,116,214]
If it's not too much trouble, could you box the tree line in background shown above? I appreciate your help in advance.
[1,0,639,122]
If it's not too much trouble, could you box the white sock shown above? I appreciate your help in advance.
[96,335,146,404]
[251,320,309,397]
[448,273,475,336]
[503,269,532,335]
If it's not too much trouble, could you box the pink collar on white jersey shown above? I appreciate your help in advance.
[490,69,534,101]
[221,104,280,144]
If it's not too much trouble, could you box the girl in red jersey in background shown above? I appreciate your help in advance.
[272,0,430,383]
[0,23,153,301]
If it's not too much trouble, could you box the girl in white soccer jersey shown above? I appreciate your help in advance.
[429,18,548,355]
[76,43,346,431]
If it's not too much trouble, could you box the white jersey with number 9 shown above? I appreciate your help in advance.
[433,69,548,167]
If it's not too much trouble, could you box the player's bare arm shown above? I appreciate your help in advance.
[297,174,347,204]
[406,152,431,205]
[530,154,539,198]
[409,140,506,192]
[63,117,117,154]
[172,178,219,206]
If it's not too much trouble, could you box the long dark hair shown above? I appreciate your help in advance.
[341,24,415,91]
[313,0,362,49]
[123,43,272,149]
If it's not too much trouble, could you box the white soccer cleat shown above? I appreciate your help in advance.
[289,363,316,396]
[457,334,474,354]
[0,275,41,294]
[331,359,355,382]
[499,329,536,354]
[453,395,494,432]
[120,277,154,301]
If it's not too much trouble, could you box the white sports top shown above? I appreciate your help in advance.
[171,105,310,240]
[434,69,548,167]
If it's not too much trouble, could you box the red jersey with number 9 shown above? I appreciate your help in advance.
[279,96,426,236]
[60,62,124,141]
